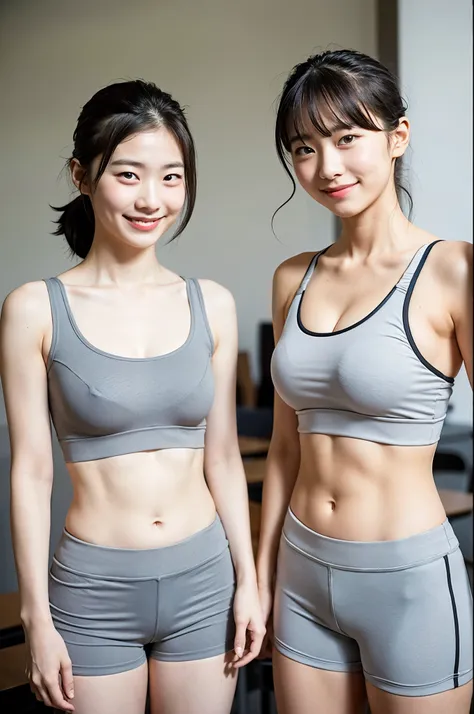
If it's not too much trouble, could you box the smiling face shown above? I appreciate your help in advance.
[288,109,409,219]
[72,127,186,253]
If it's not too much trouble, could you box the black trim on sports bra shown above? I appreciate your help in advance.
[402,241,454,384]
[296,248,397,338]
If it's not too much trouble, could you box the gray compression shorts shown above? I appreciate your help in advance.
[49,516,235,676]
[274,508,473,697]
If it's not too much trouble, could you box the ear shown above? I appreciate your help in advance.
[391,117,410,158]
[70,159,91,196]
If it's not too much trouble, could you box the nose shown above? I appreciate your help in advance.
[134,180,161,214]
[318,146,344,181]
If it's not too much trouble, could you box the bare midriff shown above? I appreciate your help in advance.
[290,433,446,542]
[64,448,216,549]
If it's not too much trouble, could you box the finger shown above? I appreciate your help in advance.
[45,678,75,711]
[234,628,266,668]
[233,621,248,660]
[60,659,75,700]
[37,686,53,708]
[29,679,41,700]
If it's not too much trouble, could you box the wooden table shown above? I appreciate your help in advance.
[0,592,27,691]
[437,489,473,518]
[238,436,270,458]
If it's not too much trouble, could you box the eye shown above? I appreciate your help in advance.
[164,173,182,182]
[294,145,314,157]
[119,171,138,180]
[338,134,357,146]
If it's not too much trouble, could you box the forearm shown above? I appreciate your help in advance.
[11,471,53,629]
[205,454,256,585]
[256,449,298,591]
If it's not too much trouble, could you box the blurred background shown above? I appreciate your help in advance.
[0,1,472,711]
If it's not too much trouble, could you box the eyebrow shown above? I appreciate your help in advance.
[109,159,184,170]
[288,123,354,146]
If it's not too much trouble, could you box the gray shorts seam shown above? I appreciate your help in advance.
[282,532,459,572]
[63,639,138,648]
[149,641,233,662]
[327,567,347,635]
[72,652,146,674]
[364,666,474,688]
[152,579,160,641]
[274,637,362,671]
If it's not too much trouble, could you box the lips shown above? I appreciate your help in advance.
[322,182,358,200]
[124,215,164,232]
[323,183,358,194]
[124,216,162,223]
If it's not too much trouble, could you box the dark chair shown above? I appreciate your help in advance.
[257,323,274,409]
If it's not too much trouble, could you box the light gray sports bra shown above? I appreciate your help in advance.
[44,277,214,462]
[271,241,454,446]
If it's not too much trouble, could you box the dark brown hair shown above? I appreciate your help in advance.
[53,80,197,258]
[274,49,412,220]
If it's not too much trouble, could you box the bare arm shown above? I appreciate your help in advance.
[256,258,305,597]
[0,282,74,711]
[450,241,473,387]
[1,284,54,627]
[201,280,265,664]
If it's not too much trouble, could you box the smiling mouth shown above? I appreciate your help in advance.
[323,183,358,194]
[124,216,163,224]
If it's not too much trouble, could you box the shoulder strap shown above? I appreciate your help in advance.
[295,246,331,297]
[186,278,215,354]
[43,278,64,368]
[396,241,442,293]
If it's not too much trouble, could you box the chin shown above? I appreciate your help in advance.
[332,206,363,219]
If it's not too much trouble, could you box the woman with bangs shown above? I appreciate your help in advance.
[257,50,472,713]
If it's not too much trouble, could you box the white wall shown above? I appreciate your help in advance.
[0,0,376,424]
[399,0,473,425]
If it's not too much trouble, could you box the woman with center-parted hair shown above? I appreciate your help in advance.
[0,80,264,714]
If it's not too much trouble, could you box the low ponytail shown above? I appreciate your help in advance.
[52,80,197,259]
[52,194,94,259]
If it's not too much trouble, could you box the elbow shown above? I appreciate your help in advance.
[10,455,54,487]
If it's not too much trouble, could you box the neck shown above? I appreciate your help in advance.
[338,187,413,258]
[80,234,168,287]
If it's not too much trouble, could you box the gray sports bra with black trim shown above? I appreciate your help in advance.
[271,241,454,446]
[44,277,214,463]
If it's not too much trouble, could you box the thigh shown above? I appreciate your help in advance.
[148,653,237,714]
[72,661,148,714]
[335,548,473,697]
[273,649,367,714]
[49,559,154,675]
[366,679,473,714]
[274,533,362,673]
[151,547,235,662]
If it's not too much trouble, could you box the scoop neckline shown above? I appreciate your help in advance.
[53,277,195,361]
[296,243,426,337]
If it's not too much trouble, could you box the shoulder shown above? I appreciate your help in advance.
[273,251,317,292]
[195,278,236,316]
[195,279,237,351]
[429,240,472,288]
[1,281,50,326]
[272,251,317,310]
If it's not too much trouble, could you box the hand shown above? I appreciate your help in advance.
[25,623,75,711]
[258,584,274,659]
[232,581,266,668]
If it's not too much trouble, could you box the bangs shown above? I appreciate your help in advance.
[279,68,383,153]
